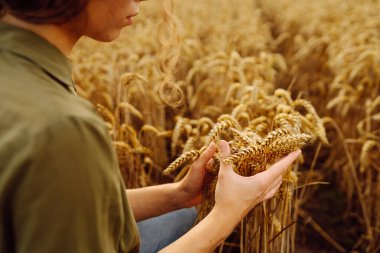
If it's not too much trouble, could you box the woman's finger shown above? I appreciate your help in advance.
[260,150,301,181]
[205,157,214,171]
[263,178,283,201]
[218,140,230,162]
[262,175,282,196]
[206,158,214,167]
[269,175,283,191]
[192,142,217,168]
[217,140,234,175]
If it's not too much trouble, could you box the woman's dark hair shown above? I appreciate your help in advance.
[0,0,88,24]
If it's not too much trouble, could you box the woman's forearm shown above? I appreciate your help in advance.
[128,142,216,222]
[159,206,243,253]
[126,183,184,221]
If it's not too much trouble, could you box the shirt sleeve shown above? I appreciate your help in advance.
[11,114,139,253]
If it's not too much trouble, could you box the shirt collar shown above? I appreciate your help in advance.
[0,22,74,91]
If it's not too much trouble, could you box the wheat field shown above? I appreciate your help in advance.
[71,0,380,252]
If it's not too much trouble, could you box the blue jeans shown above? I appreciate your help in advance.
[137,208,197,253]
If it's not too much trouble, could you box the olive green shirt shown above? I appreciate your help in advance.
[0,23,140,253]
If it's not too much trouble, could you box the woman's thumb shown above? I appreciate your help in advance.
[218,140,232,170]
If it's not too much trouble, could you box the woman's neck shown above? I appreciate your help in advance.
[1,14,79,57]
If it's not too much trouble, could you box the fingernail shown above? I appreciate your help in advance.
[208,141,216,149]
[292,150,302,156]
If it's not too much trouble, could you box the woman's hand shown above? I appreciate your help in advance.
[160,140,301,253]
[214,140,301,219]
[175,142,217,208]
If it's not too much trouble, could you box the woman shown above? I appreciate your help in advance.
[0,0,301,252]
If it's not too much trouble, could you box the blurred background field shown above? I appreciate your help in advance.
[71,0,380,252]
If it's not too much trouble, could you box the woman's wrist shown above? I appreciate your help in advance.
[172,181,203,209]
[209,206,240,238]
[159,202,243,253]
[212,203,247,227]
[171,182,190,209]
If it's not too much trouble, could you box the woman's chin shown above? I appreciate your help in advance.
[90,30,122,42]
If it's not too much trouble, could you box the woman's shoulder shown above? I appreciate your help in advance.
[0,65,110,157]
[0,45,112,167]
